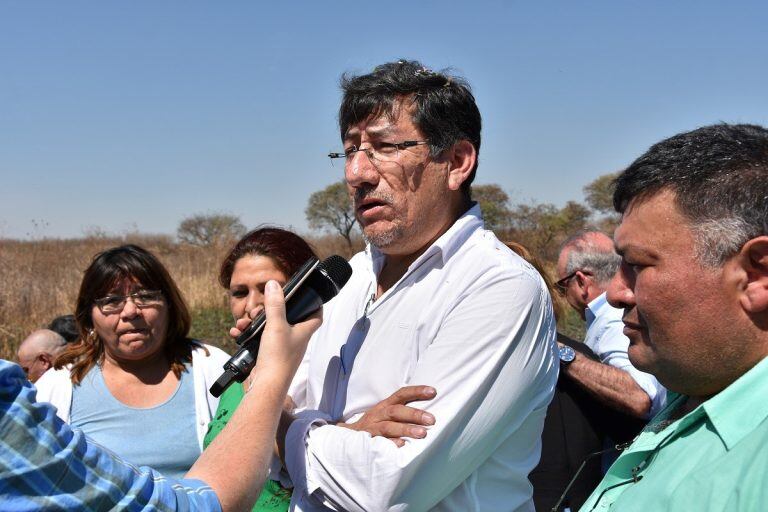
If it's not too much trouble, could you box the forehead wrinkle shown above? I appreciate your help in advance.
[344,121,397,142]
[344,100,414,141]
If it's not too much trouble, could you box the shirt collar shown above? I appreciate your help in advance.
[585,292,609,329]
[701,354,768,450]
[367,202,484,275]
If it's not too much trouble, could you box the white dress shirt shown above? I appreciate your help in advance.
[584,292,666,417]
[284,205,558,511]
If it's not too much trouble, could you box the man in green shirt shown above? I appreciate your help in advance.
[581,123,768,511]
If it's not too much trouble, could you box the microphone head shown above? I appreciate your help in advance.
[312,255,353,302]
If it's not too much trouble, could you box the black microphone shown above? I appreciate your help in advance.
[209,255,352,398]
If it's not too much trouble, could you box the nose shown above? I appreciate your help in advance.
[606,262,636,310]
[244,292,263,319]
[120,297,141,318]
[344,149,380,189]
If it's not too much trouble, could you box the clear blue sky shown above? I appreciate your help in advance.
[2,1,767,239]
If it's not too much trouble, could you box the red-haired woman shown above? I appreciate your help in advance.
[204,227,318,511]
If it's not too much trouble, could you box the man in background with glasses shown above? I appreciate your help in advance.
[582,123,768,511]
[16,329,67,382]
[555,232,665,421]
[255,60,558,511]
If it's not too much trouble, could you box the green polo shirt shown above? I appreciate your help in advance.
[580,355,768,511]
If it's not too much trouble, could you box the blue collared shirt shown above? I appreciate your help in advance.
[0,359,221,512]
[584,292,666,417]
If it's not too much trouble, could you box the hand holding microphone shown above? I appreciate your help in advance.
[254,279,322,384]
[210,255,352,397]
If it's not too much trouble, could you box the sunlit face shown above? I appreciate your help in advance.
[90,279,169,364]
[343,101,453,255]
[228,255,288,322]
[607,190,740,396]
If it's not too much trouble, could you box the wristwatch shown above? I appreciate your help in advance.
[558,345,576,366]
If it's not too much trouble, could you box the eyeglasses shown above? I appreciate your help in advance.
[94,290,164,314]
[328,140,429,166]
[551,442,633,512]
[554,270,591,292]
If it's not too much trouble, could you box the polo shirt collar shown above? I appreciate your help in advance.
[701,354,768,450]
[585,292,609,329]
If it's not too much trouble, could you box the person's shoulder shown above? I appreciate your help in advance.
[458,230,545,286]
[35,366,71,388]
[33,365,73,405]
[0,360,31,398]
[190,341,230,364]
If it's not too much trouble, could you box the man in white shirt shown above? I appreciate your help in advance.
[555,231,665,418]
[266,60,557,511]
[16,329,67,382]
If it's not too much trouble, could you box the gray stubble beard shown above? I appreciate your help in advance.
[361,223,405,250]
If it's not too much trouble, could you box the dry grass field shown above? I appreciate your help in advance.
[0,234,363,361]
[0,232,583,362]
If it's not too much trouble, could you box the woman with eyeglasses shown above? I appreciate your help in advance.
[35,244,229,478]
[203,227,318,512]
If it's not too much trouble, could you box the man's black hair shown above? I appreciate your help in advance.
[613,123,768,264]
[339,59,482,196]
[48,314,79,343]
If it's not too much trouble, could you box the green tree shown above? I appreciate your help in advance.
[471,183,512,233]
[583,172,619,215]
[508,200,591,261]
[583,172,621,232]
[305,181,357,249]
[177,212,246,247]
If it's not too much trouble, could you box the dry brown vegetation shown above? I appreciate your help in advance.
[0,233,364,361]
[0,229,585,363]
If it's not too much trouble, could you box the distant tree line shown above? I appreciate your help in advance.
[173,172,619,266]
[301,173,620,265]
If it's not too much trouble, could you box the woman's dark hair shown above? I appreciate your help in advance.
[219,227,317,289]
[55,244,195,384]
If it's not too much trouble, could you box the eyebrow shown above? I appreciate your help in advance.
[344,123,396,141]
[616,244,659,262]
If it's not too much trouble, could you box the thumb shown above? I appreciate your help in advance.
[263,280,287,324]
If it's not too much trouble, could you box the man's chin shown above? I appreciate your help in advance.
[362,224,403,249]
[627,344,655,374]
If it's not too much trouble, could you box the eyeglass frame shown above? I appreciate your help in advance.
[327,140,429,163]
[555,269,592,292]
[93,289,165,314]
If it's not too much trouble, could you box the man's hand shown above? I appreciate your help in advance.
[338,385,437,447]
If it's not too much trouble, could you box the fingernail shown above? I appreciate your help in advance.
[266,280,279,293]
[422,413,435,425]
[424,386,437,397]
[411,427,427,438]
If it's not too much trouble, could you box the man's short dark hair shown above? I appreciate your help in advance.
[613,123,768,265]
[48,314,78,343]
[339,59,482,195]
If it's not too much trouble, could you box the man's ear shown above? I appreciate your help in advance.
[738,236,768,313]
[446,140,477,191]
[39,353,53,370]
[575,271,592,301]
